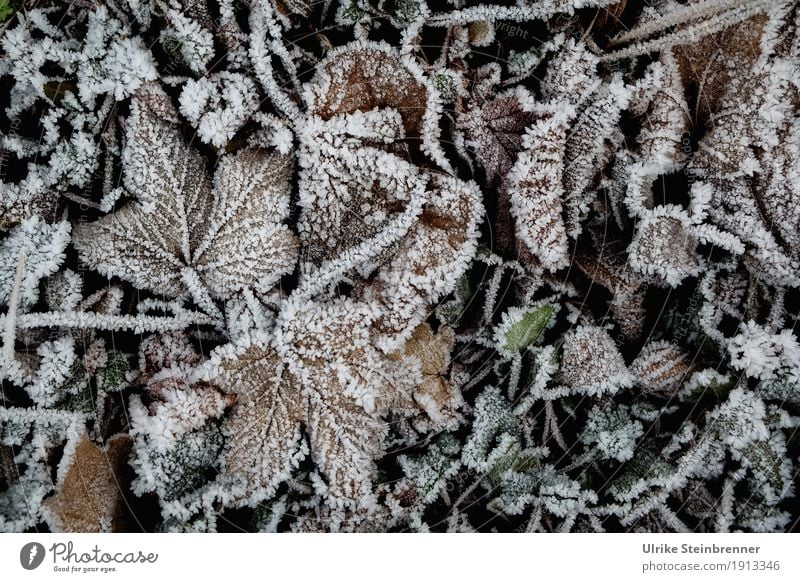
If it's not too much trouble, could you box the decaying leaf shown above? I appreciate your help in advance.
[43,434,132,532]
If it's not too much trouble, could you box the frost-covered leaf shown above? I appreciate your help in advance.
[0,408,86,531]
[298,42,482,350]
[462,386,517,472]
[388,323,463,431]
[506,110,571,270]
[396,434,461,505]
[560,325,633,396]
[631,341,693,397]
[360,173,482,351]
[458,88,539,186]
[129,343,230,504]
[728,322,800,381]
[580,404,644,462]
[73,85,297,301]
[211,337,302,505]
[493,302,555,358]
[206,298,414,507]
[629,205,700,287]
[75,7,158,103]
[304,41,431,140]
[687,5,800,287]
[43,434,132,532]
[160,9,215,74]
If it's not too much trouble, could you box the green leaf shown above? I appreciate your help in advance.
[501,304,555,355]
[339,0,366,23]
[1,0,21,23]
[102,351,130,391]
[742,441,785,492]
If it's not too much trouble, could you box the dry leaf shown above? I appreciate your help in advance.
[43,435,132,532]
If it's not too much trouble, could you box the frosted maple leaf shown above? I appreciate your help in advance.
[73,84,298,309]
[202,298,417,508]
[457,87,539,187]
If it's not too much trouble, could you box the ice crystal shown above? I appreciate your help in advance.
[0,217,70,307]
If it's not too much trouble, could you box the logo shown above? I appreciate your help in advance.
[20,542,46,570]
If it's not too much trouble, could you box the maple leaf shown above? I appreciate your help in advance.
[73,84,298,304]
[206,298,415,507]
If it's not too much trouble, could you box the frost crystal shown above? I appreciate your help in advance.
[1,218,70,307]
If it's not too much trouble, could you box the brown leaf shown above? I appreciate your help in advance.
[44,435,132,532]
[673,15,766,124]
[211,299,415,506]
[308,42,428,138]
[631,341,693,397]
[458,91,539,186]
[389,323,463,430]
